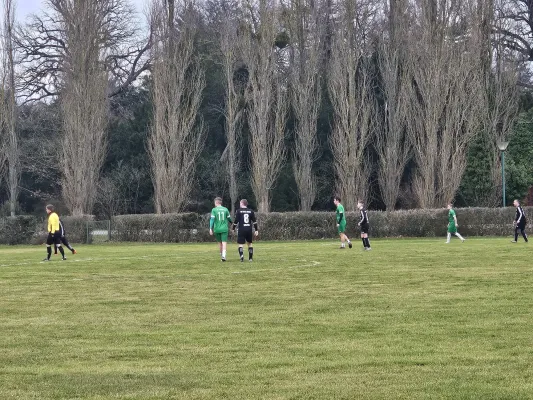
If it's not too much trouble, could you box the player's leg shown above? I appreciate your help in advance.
[55,234,66,259]
[520,223,528,242]
[221,232,228,261]
[343,232,352,249]
[237,233,245,262]
[362,225,371,250]
[513,226,519,242]
[215,233,223,257]
[44,233,53,261]
[247,232,254,261]
[62,236,76,254]
[454,232,465,242]
[338,223,347,248]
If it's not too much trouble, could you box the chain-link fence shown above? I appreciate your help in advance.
[86,220,111,244]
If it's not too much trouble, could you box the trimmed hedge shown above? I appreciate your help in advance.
[0,216,40,245]
[106,207,531,242]
[30,215,95,245]
[0,208,530,245]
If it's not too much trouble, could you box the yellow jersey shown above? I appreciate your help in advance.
[48,212,60,233]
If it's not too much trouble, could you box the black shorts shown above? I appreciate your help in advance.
[237,230,253,245]
[360,223,369,234]
[46,232,61,246]
[516,221,527,230]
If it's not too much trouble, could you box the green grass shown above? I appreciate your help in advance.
[1,238,533,399]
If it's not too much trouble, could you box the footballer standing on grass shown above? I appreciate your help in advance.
[333,196,352,249]
[43,204,66,261]
[209,197,232,262]
[446,203,465,243]
[511,199,528,243]
[232,199,259,262]
[357,200,371,251]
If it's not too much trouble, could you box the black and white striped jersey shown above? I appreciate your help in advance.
[515,206,527,224]
[359,208,369,225]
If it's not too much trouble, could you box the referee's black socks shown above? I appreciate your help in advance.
[248,247,253,260]
[238,247,244,259]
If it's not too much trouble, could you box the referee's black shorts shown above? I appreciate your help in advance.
[360,223,370,234]
[46,231,61,246]
[237,230,253,245]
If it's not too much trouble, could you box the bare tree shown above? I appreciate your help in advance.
[219,2,244,215]
[375,46,410,211]
[240,0,288,213]
[148,0,206,213]
[0,0,19,216]
[284,0,324,211]
[15,0,150,102]
[328,0,376,211]
[404,0,485,207]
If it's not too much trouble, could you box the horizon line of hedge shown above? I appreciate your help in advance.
[0,207,530,245]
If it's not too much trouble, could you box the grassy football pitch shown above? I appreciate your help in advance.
[1,238,532,399]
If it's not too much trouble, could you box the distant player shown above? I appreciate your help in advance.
[511,199,528,243]
[54,219,77,255]
[43,204,66,261]
[232,199,259,262]
[333,196,352,249]
[357,200,371,251]
[209,197,232,261]
[446,203,465,243]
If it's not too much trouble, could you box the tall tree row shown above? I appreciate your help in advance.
[0,0,19,216]
[148,0,206,213]
[285,0,324,211]
[240,0,288,213]
[3,0,528,215]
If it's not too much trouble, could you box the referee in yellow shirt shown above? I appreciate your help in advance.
[43,204,66,261]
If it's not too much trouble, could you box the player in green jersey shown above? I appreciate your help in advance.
[209,197,233,261]
[333,196,352,249]
[446,203,465,243]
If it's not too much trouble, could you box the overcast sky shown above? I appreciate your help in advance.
[16,0,146,20]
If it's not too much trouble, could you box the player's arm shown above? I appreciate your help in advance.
[209,212,215,234]
[232,212,238,231]
[251,211,259,236]
[516,207,524,225]
[226,211,233,225]
[358,211,364,225]
[454,215,458,227]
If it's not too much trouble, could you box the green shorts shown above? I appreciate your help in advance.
[338,222,346,234]
[215,232,228,243]
[447,223,457,234]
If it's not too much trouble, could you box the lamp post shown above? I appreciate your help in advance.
[497,140,509,208]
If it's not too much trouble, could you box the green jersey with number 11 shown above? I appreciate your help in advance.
[210,206,232,233]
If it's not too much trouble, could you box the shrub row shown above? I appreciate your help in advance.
[0,208,529,245]
[108,207,531,242]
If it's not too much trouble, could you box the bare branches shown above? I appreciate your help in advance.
[149,0,206,214]
[240,1,288,213]
[218,0,244,215]
[405,0,484,207]
[375,40,411,211]
[1,0,20,216]
[284,0,324,211]
[15,0,150,103]
[327,0,376,211]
